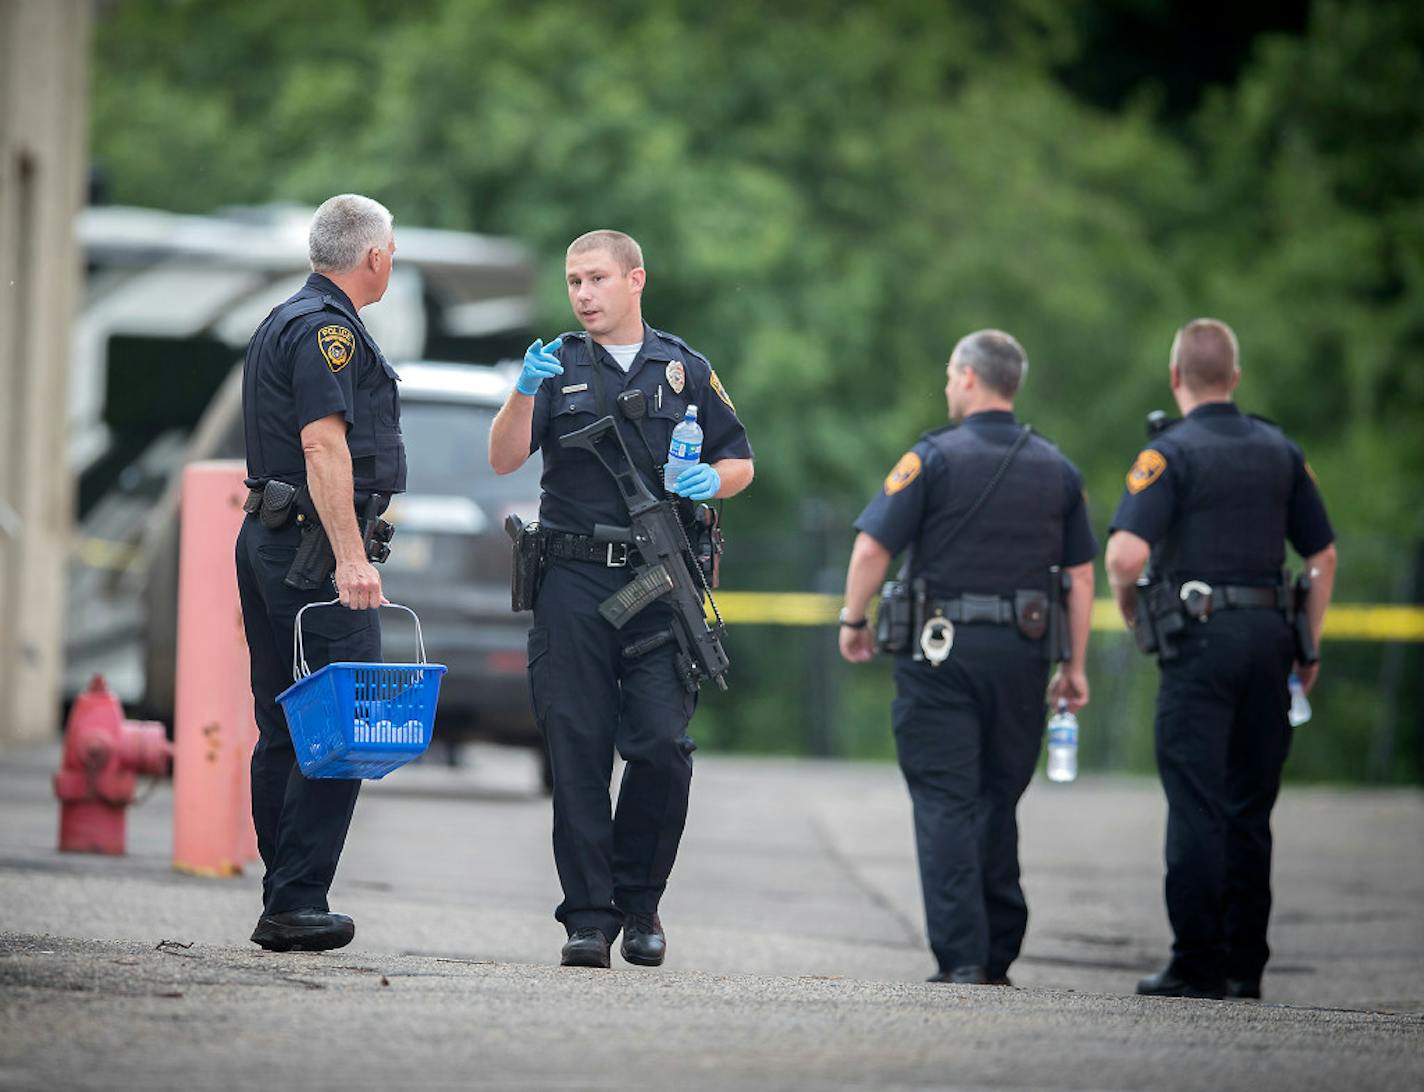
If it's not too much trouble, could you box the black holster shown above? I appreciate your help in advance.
[1133,577,1187,661]
[874,580,913,654]
[1017,569,1070,661]
[285,518,336,591]
[283,491,392,591]
[506,514,545,612]
[687,503,724,589]
[1293,571,1318,665]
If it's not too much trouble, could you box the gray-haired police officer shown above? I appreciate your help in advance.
[1106,318,1337,1000]
[839,330,1096,986]
[238,194,405,952]
[489,229,754,969]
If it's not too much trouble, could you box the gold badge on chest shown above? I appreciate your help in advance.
[665,360,686,395]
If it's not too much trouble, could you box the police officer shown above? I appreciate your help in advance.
[488,229,754,969]
[839,330,1096,985]
[1106,319,1336,1000]
[237,194,405,952]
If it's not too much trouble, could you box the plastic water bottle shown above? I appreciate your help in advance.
[1046,701,1079,783]
[1288,674,1312,727]
[663,404,703,493]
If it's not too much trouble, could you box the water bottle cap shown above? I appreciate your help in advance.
[684,404,699,420]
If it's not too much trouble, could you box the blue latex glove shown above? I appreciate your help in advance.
[516,337,563,395]
[673,463,721,501]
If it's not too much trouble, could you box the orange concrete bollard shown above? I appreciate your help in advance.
[172,461,260,877]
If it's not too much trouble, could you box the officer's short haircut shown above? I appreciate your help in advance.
[567,229,644,274]
[309,194,394,274]
[951,329,1028,398]
[1171,318,1239,392]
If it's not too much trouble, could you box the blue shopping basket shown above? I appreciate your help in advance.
[275,599,446,780]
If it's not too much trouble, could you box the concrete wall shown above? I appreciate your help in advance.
[0,1,91,743]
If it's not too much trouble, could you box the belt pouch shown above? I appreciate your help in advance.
[875,580,912,654]
[259,480,298,529]
[1014,590,1049,640]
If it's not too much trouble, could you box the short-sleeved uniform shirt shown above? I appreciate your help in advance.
[1108,402,1333,582]
[242,273,406,497]
[530,322,753,534]
[855,410,1097,595]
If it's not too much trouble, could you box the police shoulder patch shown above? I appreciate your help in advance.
[1126,449,1167,494]
[884,451,922,495]
[709,370,736,412]
[318,325,355,373]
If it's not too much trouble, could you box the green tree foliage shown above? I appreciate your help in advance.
[90,0,1424,780]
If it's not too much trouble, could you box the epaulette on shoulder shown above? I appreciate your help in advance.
[918,423,955,443]
[276,296,329,331]
[1247,412,1280,428]
[652,327,709,365]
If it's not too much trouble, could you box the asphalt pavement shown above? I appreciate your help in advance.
[2,740,1421,1090]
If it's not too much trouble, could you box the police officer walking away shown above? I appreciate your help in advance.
[1106,318,1336,1000]
[237,194,405,952]
[489,230,754,969]
[839,330,1096,985]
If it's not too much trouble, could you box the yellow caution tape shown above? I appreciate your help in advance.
[74,537,141,571]
[714,592,1424,642]
[72,535,1424,643]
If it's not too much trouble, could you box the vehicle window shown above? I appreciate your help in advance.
[399,400,540,498]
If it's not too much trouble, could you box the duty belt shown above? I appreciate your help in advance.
[1176,580,1289,622]
[543,530,640,568]
[928,594,1016,626]
[242,483,376,529]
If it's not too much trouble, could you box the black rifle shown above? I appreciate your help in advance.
[558,415,730,692]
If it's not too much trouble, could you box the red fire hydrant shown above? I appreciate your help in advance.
[53,675,173,855]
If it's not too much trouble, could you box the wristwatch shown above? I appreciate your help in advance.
[838,608,868,630]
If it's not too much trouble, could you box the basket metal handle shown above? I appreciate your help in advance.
[291,599,428,681]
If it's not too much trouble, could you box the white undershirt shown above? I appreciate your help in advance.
[604,341,643,372]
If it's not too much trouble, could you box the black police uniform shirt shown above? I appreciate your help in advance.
[529,323,753,534]
[855,410,1097,596]
[242,273,407,498]
[1108,402,1333,585]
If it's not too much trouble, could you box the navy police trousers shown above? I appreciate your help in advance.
[528,559,698,943]
[235,516,381,915]
[1154,608,1295,989]
[891,626,1049,978]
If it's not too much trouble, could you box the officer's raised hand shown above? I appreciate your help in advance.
[673,463,721,501]
[516,337,564,395]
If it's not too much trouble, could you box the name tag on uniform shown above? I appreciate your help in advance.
[561,383,589,394]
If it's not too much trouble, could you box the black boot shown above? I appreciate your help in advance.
[620,913,667,967]
[1136,967,1225,999]
[927,965,988,984]
[560,928,611,969]
[250,909,355,953]
[1226,978,1262,1000]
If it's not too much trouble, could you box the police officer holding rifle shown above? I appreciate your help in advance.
[237,194,404,952]
[489,230,753,969]
[1105,318,1337,1000]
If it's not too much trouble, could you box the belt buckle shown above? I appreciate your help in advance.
[606,542,629,567]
